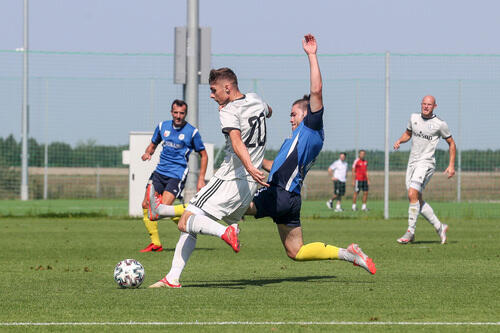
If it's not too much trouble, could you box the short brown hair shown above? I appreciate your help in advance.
[209,67,238,86]
[171,99,188,113]
[292,94,310,111]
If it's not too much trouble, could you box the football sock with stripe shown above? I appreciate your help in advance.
[143,208,161,246]
[408,202,420,234]
[186,214,226,237]
[294,242,340,261]
[420,201,442,231]
[166,231,197,284]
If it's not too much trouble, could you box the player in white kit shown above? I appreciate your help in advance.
[149,67,271,288]
[393,95,456,244]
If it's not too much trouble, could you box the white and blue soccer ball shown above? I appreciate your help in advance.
[113,259,145,288]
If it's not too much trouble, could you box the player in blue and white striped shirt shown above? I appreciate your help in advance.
[140,99,207,253]
[248,34,376,275]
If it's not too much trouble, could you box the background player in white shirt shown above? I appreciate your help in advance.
[149,67,271,288]
[326,152,348,211]
[393,95,456,244]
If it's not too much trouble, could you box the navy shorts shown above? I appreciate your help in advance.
[148,171,185,199]
[253,185,302,227]
[354,180,369,193]
[334,180,346,196]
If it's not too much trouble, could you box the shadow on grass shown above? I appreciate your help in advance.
[183,275,341,289]
[411,240,458,244]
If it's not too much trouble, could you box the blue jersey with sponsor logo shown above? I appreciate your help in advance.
[151,120,205,180]
[268,106,324,194]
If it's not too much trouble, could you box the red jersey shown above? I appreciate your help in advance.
[352,158,368,181]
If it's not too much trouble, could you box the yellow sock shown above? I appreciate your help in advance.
[173,203,186,217]
[143,209,161,246]
[294,242,339,261]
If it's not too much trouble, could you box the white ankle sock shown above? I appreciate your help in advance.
[186,214,226,237]
[166,232,197,284]
[408,202,420,234]
[420,202,442,231]
[338,248,354,262]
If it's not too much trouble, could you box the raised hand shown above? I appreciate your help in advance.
[303,34,318,55]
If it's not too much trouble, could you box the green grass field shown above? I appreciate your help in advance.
[1,200,499,332]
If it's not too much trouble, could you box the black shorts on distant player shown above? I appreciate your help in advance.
[334,180,346,196]
[354,180,369,193]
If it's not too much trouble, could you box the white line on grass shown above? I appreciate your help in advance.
[1,321,499,326]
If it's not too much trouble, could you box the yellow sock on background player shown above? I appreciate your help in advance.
[140,208,163,252]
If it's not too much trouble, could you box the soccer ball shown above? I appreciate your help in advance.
[113,259,145,288]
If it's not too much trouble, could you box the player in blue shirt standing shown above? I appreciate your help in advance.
[247,34,376,274]
[140,99,207,252]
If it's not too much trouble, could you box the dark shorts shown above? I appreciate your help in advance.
[354,180,369,193]
[253,185,302,227]
[334,180,346,196]
[147,171,185,199]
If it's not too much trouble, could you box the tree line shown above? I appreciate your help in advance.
[1,135,499,171]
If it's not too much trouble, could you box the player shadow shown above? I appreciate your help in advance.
[184,275,343,289]
[412,240,458,244]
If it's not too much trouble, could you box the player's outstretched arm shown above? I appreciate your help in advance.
[197,149,208,191]
[393,130,412,150]
[228,129,269,187]
[303,34,323,113]
[444,136,456,178]
[142,143,157,161]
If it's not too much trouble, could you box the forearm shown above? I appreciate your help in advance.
[398,132,412,144]
[448,141,456,167]
[308,54,323,112]
[231,136,255,173]
[198,151,208,181]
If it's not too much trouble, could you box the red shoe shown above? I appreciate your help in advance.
[140,243,163,253]
[148,277,181,288]
[221,224,240,253]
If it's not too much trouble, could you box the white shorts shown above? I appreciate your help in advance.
[406,164,435,192]
[187,176,258,224]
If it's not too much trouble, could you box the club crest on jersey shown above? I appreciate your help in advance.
[428,123,435,130]
[164,130,171,137]
[179,134,185,140]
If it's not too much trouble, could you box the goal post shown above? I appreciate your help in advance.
[122,131,214,217]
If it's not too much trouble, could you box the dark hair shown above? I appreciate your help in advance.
[292,94,310,111]
[359,149,366,154]
[171,99,188,113]
[340,152,347,156]
[209,67,238,86]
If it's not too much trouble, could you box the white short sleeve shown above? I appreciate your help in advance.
[440,120,452,139]
[220,104,240,134]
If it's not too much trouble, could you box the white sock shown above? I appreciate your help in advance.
[338,248,354,262]
[186,214,226,237]
[352,204,356,210]
[420,202,442,231]
[336,203,341,209]
[362,203,367,210]
[157,204,176,217]
[408,202,420,234]
[165,232,197,284]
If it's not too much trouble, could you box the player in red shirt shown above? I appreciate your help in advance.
[352,150,369,211]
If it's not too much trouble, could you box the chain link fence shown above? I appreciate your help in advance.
[1,50,499,208]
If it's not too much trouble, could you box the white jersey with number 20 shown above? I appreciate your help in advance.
[216,93,269,181]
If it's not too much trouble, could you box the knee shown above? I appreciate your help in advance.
[287,249,298,260]
[177,214,188,232]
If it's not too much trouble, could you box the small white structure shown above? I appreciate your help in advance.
[122,131,214,217]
